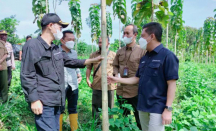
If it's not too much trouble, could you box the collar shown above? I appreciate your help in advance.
[126,44,137,51]
[152,44,163,54]
[96,50,101,54]
[59,44,72,53]
[37,36,54,49]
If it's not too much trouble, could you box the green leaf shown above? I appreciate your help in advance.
[190,126,198,131]
[106,0,113,6]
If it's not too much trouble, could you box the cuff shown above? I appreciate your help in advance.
[166,75,179,81]
[28,92,39,102]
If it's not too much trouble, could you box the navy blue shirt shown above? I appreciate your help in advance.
[136,44,179,114]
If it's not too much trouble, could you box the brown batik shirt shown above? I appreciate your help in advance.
[87,50,116,90]
[113,44,146,98]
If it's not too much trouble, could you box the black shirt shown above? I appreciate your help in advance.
[21,36,86,106]
[136,44,179,114]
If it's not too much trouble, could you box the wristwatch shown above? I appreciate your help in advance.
[165,106,173,111]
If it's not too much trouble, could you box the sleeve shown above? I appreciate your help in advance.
[62,51,86,68]
[112,50,120,76]
[20,46,39,102]
[10,44,15,68]
[86,53,94,70]
[135,68,140,78]
[75,68,81,75]
[164,53,179,81]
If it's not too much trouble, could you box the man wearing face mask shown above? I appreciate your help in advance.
[112,24,145,130]
[58,30,82,131]
[20,13,103,131]
[0,30,16,89]
[108,22,179,131]
[86,37,116,123]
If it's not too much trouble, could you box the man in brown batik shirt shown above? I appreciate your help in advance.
[86,37,116,121]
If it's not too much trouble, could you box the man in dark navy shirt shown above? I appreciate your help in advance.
[21,13,103,131]
[108,22,179,131]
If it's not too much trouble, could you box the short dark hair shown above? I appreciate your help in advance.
[126,24,138,35]
[41,25,47,31]
[62,30,74,39]
[26,35,32,40]
[142,22,163,42]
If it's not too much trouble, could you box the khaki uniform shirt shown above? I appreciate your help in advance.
[0,40,8,70]
[113,45,146,98]
[87,50,116,90]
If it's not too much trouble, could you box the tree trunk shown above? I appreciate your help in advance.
[166,0,168,48]
[151,0,154,22]
[119,19,121,49]
[174,30,177,55]
[46,0,48,13]
[75,29,78,51]
[206,50,208,64]
[166,24,168,48]
[101,0,109,131]
[92,43,93,53]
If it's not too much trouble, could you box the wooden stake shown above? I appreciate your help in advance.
[101,0,109,130]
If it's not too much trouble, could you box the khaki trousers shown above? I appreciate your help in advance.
[139,111,165,131]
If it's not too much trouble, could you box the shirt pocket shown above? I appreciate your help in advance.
[54,53,64,68]
[118,53,125,62]
[37,56,51,76]
[146,62,161,77]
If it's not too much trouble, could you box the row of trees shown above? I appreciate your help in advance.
[1,0,216,64]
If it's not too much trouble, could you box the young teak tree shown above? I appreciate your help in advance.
[89,4,101,43]
[106,12,113,38]
[132,0,172,27]
[112,0,127,49]
[203,17,215,64]
[170,0,183,55]
[69,0,82,51]
[32,0,49,29]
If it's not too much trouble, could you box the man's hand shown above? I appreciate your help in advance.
[86,79,92,87]
[107,76,119,84]
[162,109,172,125]
[12,66,15,70]
[77,74,82,84]
[84,56,104,65]
[92,56,104,63]
[0,65,2,71]
[31,100,43,115]
[78,77,82,84]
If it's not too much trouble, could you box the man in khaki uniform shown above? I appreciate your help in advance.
[113,24,145,130]
[0,30,16,88]
[0,39,8,103]
[86,37,116,120]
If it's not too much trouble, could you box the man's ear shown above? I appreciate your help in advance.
[60,38,64,44]
[47,23,53,30]
[134,33,138,37]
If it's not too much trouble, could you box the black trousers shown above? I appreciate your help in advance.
[7,66,12,88]
[92,90,114,119]
[60,86,78,114]
[0,70,8,102]
[117,95,142,130]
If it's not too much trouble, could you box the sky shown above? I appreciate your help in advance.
[0,0,216,44]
